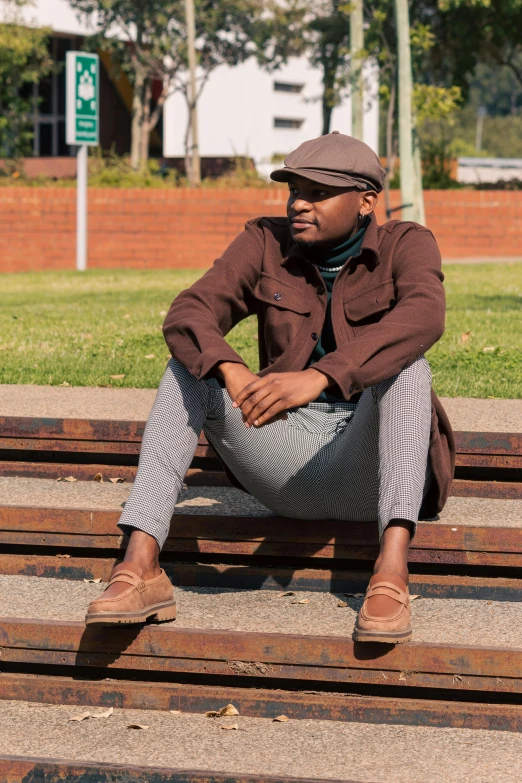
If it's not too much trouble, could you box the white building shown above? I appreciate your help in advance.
[1,0,380,167]
[164,58,379,170]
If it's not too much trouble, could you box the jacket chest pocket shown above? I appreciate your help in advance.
[254,275,311,363]
[343,279,396,332]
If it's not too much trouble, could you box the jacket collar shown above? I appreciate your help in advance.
[282,210,380,267]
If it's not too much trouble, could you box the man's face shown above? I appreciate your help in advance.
[286,175,376,247]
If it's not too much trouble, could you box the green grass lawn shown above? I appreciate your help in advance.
[1,264,521,398]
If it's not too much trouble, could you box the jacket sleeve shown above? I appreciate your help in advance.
[312,225,445,398]
[162,220,264,379]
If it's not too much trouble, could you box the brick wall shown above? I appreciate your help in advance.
[0,187,519,273]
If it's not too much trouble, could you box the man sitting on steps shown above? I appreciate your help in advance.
[86,132,455,643]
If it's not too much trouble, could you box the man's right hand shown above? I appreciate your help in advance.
[217,362,259,402]
[216,362,287,426]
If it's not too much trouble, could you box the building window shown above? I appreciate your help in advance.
[274,117,304,129]
[273,81,304,94]
[33,35,78,156]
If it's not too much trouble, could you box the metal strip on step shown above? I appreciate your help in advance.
[1,672,521,732]
[0,618,521,692]
[0,756,357,783]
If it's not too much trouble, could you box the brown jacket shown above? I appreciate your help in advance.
[164,212,455,517]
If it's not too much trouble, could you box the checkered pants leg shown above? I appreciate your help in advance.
[118,357,432,549]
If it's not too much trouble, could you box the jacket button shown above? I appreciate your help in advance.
[311,332,319,340]
[273,292,282,301]
[317,285,325,295]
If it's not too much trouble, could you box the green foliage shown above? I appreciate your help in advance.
[0,8,53,158]
[0,150,271,188]
[1,265,521,399]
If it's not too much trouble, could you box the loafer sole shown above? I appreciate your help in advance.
[85,598,177,626]
[353,626,412,644]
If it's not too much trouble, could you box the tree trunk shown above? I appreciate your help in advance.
[185,0,201,186]
[322,98,333,136]
[384,75,396,220]
[413,132,426,225]
[350,0,364,140]
[130,64,146,172]
[394,0,415,221]
[139,79,152,171]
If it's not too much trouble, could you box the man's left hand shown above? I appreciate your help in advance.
[233,369,330,427]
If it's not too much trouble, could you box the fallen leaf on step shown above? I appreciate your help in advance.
[398,672,407,682]
[380,671,388,680]
[176,496,220,508]
[110,374,126,380]
[273,715,289,722]
[410,595,422,600]
[56,554,71,559]
[69,712,91,722]
[276,591,295,598]
[219,704,239,717]
[460,331,472,343]
[337,601,348,608]
[92,707,113,719]
[93,473,103,483]
[221,724,238,730]
[291,599,310,605]
[109,477,125,483]
[127,724,149,730]
[57,476,77,482]
[453,674,463,684]
[205,710,220,717]
[84,578,102,584]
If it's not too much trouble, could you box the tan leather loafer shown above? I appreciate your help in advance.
[353,577,412,644]
[85,563,176,625]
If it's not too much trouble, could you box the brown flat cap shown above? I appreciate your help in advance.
[270,131,385,192]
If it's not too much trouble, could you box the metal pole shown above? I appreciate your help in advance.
[350,0,364,140]
[185,0,201,186]
[76,144,88,271]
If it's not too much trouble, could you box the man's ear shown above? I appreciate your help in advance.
[362,190,378,214]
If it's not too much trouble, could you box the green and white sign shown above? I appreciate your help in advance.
[66,51,99,146]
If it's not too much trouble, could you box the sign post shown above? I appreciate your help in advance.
[66,51,99,271]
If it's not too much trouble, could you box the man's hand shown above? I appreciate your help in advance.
[216,362,258,403]
[233,369,330,427]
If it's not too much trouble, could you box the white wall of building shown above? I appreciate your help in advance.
[164,57,379,167]
[0,0,93,35]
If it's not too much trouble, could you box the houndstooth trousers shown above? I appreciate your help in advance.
[118,357,433,550]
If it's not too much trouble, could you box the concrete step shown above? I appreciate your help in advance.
[2,384,521,432]
[2,554,522,601]
[1,480,521,571]
[0,576,521,697]
[0,699,521,783]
